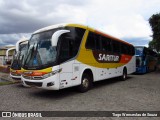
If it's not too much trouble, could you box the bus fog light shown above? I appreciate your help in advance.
[47,82,55,87]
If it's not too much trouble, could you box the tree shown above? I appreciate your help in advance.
[149,13,160,52]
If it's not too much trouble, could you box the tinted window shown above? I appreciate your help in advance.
[86,32,95,50]
[121,44,134,55]
[101,36,112,52]
[112,40,121,54]
[59,27,85,63]
[95,34,101,50]
[130,46,135,55]
[86,31,134,56]
[121,43,128,55]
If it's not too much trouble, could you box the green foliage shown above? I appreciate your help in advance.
[149,40,156,49]
[149,13,160,52]
[0,81,14,86]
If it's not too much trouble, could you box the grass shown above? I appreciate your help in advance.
[0,81,15,86]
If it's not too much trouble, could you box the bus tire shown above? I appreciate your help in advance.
[120,69,127,81]
[147,67,149,73]
[154,66,157,71]
[78,73,92,93]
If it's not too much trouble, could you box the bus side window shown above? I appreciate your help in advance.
[72,28,85,56]
[121,43,128,55]
[58,33,72,63]
[131,46,135,55]
[112,40,121,54]
[101,36,112,52]
[94,34,101,50]
[85,32,95,50]
[59,27,85,63]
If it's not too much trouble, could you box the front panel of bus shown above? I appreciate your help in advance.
[10,42,28,79]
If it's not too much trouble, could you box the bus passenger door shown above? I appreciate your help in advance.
[59,61,74,89]
[72,63,80,86]
[58,37,75,89]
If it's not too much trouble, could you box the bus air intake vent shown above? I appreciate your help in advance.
[25,81,42,87]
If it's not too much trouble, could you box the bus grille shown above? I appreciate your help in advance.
[22,75,43,80]
[11,73,21,76]
[25,81,42,87]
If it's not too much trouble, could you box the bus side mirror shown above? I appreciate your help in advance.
[16,37,28,52]
[51,30,70,47]
[6,47,15,59]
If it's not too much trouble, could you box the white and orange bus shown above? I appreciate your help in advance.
[21,23,135,92]
[10,38,28,80]
[5,47,16,65]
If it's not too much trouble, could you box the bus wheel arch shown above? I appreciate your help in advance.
[78,69,93,93]
[121,67,127,81]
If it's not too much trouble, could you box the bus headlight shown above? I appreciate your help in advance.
[43,68,62,79]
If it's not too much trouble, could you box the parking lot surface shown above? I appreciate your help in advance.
[0,71,159,119]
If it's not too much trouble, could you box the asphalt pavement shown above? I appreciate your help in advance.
[0,71,159,119]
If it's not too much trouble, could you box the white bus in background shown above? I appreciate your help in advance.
[10,38,28,80]
[5,47,16,66]
[21,23,135,92]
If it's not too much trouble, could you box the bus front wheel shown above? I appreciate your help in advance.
[78,73,92,93]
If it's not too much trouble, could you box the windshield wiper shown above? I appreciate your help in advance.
[24,44,35,66]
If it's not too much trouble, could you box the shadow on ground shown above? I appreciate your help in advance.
[21,76,134,99]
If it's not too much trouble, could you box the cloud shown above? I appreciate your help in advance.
[102,14,152,38]
[0,0,160,46]
[0,0,87,46]
[80,0,159,46]
[0,33,31,47]
[123,37,151,47]
[82,0,154,38]
[0,0,87,34]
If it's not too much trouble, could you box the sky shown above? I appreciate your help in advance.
[0,0,160,47]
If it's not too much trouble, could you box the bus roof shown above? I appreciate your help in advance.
[33,23,88,34]
[94,30,132,46]
[33,23,133,46]
[135,46,158,55]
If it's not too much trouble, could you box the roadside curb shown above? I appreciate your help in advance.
[0,72,15,82]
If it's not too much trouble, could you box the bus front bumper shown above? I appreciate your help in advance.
[21,75,60,90]
[10,73,21,80]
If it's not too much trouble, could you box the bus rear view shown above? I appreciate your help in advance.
[135,46,157,74]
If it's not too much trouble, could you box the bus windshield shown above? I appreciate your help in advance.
[136,56,143,67]
[135,47,143,56]
[11,42,28,70]
[23,29,59,69]
[22,27,85,70]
